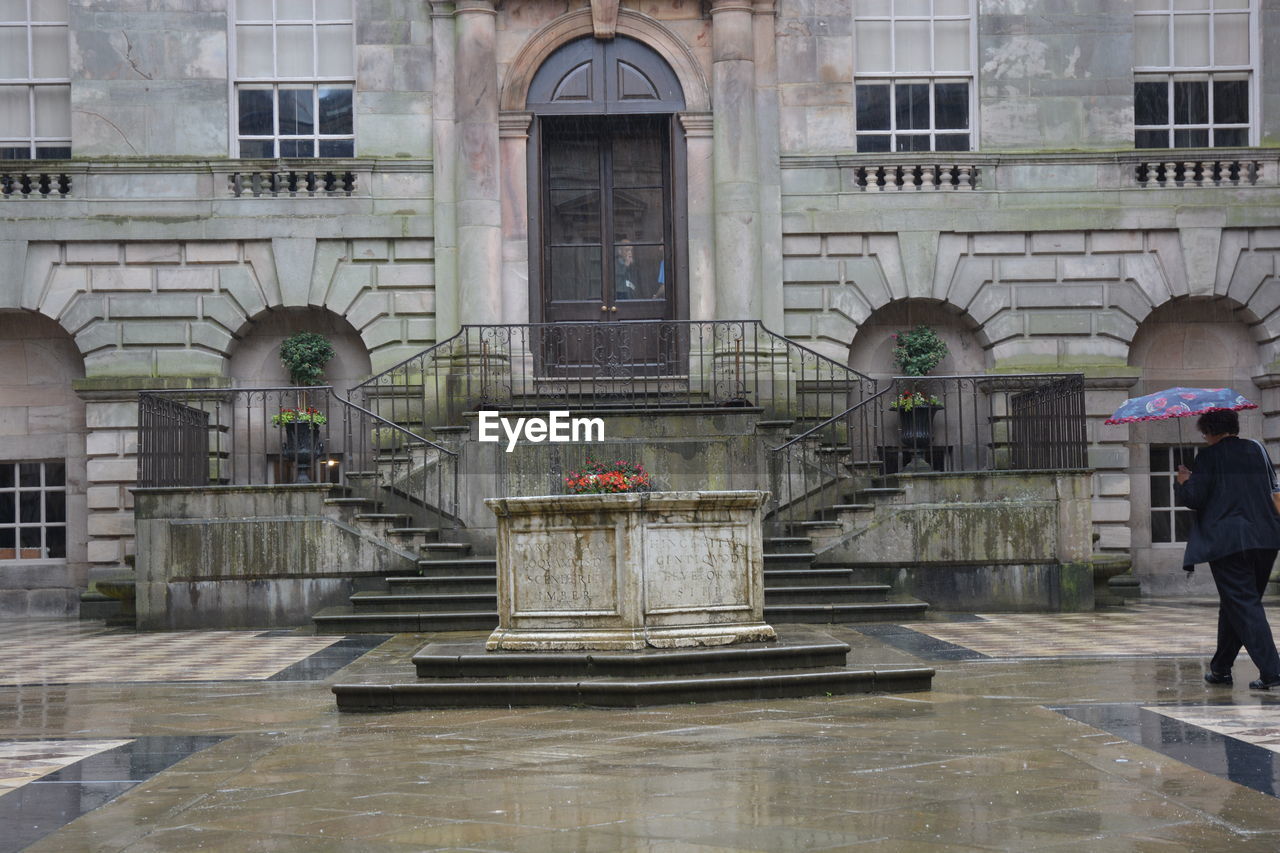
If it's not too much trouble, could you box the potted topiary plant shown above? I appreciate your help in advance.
[276,332,334,482]
[888,325,949,457]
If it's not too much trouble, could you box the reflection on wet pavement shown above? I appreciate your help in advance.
[3,615,1280,850]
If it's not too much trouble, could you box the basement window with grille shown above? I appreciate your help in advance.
[0,461,66,560]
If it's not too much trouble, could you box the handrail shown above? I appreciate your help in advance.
[772,385,893,453]
[347,328,465,398]
[330,394,458,458]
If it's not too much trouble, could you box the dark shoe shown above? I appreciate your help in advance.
[1248,675,1280,690]
[1204,671,1233,685]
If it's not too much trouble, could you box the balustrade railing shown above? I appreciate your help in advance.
[137,386,459,528]
[349,320,878,436]
[769,373,1087,529]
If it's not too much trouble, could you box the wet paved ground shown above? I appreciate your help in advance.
[4,604,1280,851]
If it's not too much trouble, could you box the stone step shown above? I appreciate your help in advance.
[353,512,413,525]
[385,527,441,542]
[765,601,930,624]
[333,667,935,710]
[762,552,817,568]
[312,608,498,634]
[387,575,497,595]
[816,503,873,520]
[416,557,497,577]
[857,488,905,501]
[420,542,473,558]
[763,567,855,587]
[765,585,891,605]
[351,591,497,613]
[413,639,854,678]
[763,537,812,554]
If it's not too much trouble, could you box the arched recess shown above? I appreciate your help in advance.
[1125,295,1268,594]
[0,310,87,615]
[227,308,372,393]
[501,9,710,113]
[847,299,987,380]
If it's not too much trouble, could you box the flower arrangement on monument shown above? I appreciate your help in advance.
[271,407,328,426]
[564,459,651,494]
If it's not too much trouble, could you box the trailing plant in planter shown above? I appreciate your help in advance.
[271,407,328,426]
[279,331,335,387]
[564,459,651,494]
[888,390,942,411]
[891,324,948,377]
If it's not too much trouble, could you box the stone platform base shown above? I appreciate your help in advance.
[485,621,777,651]
[332,627,934,710]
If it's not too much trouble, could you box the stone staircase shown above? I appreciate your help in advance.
[763,535,929,624]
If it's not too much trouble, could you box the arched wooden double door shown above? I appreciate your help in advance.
[527,35,687,374]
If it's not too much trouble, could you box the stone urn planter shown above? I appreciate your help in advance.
[484,490,776,651]
[897,404,942,450]
[281,421,323,483]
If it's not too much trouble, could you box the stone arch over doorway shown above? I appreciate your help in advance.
[0,310,87,615]
[1125,295,1269,594]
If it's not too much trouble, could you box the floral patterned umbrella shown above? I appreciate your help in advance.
[1104,387,1257,425]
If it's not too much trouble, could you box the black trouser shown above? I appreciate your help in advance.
[1209,548,1280,678]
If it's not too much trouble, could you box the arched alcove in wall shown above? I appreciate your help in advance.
[1125,295,1267,593]
[0,311,87,613]
[847,299,986,379]
[228,308,372,394]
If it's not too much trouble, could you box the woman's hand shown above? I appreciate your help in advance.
[1176,464,1191,484]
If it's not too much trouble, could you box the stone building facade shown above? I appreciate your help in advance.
[2,0,1279,614]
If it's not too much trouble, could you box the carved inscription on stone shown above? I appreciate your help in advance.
[644,522,751,612]
[511,523,619,615]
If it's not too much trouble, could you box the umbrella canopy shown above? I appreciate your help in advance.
[1105,386,1257,425]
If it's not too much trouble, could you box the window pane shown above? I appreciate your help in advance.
[19,463,39,487]
[934,82,968,129]
[237,25,274,77]
[1150,475,1169,507]
[19,526,40,550]
[1214,13,1248,64]
[45,463,63,486]
[1173,14,1209,66]
[1134,16,1169,67]
[238,0,274,20]
[895,20,931,72]
[856,134,891,153]
[0,493,12,522]
[934,133,969,151]
[615,244,665,301]
[1215,0,1248,8]
[1149,446,1169,471]
[279,138,312,157]
[856,84,890,130]
[897,0,929,15]
[547,137,599,187]
[1136,128,1168,148]
[33,84,69,136]
[1134,81,1168,125]
[0,528,12,551]
[45,524,64,558]
[279,87,314,134]
[0,0,27,17]
[19,490,39,522]
[317,85,351,133]
[548,189,600,244]
[317,0,352,18]
[239,138,274,158]
[895,134,932,152]
[0,27,29,78]
[34,144,68,158]
[1213,79,1247,124]
[317,138,352,157]
[44,491,64,523]
[612,131,662,188]
[0,86,30,135]
[1151,511,1171,543]
[1174,127,1209,147]
[935,0,969,15]
[316,24,352,76]
[238,87,274,135]
[934,20,969,72]
[277,25,314,77]
[1213,127,1246,147]
[613,188,663,244]
[1174,509,1191,542]
[1173,79,1207,124]
[855,21,891,72]
[0,464,11,488]
[31,25,68,79]
[279,0,312,19]
[549,246,602,302]
[895,83,929,130]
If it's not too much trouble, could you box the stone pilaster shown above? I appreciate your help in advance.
[453,0,503,329]
[753,0,783,331]
[499,112,533,325]
[711,0,763,322]
[431,0,460,338]
[679,112,715,322]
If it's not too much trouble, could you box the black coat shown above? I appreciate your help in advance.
[1174,435,1280,566]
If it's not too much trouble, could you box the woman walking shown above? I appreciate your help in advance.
[1175,408,1280,690]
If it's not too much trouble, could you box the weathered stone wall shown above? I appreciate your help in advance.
[134,484,418,629]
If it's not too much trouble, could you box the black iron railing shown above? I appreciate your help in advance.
[769,373,1087,529]
[348,320,877,434]
[136,386,459,528]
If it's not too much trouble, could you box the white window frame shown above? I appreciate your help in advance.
[853,0,978,153]
[0,461,67,562]
[0,0,70,160]
[1149,445,1194,546]
[1133,0,1258,148]
[228,0,357,159]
